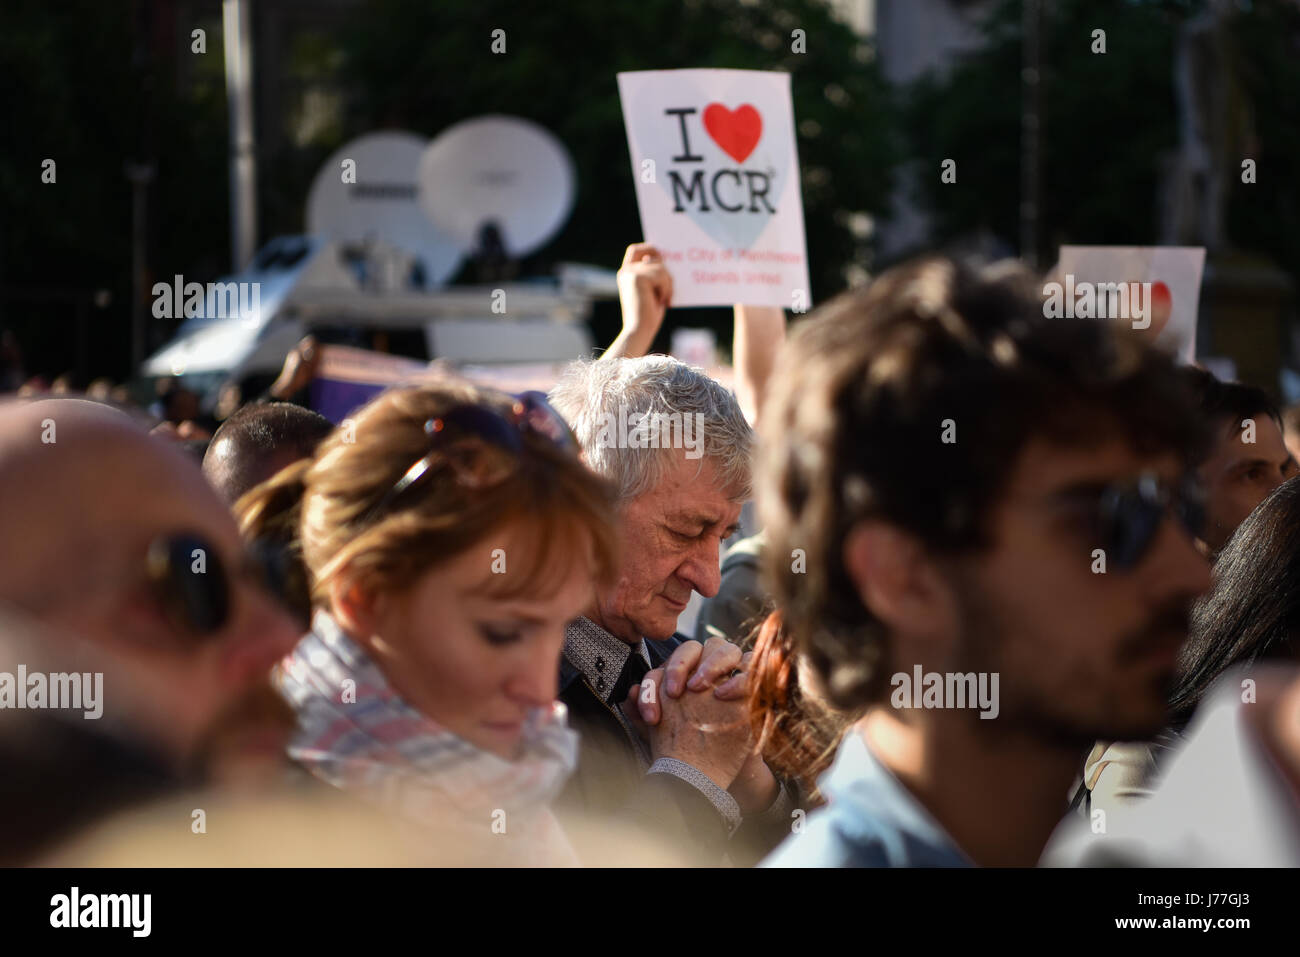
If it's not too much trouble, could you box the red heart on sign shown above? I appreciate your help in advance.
[1149,280,1172,338]
[1151,280,1171,310]
[703,103,763,164]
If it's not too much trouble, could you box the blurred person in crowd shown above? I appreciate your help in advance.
[0,330,24,392]
[757,256,1210,867]
[211,336,322,426]
[1182,475,1300,717]
[471,221,517,284]
[149,379,216,462]
[255,335,323,409]
[0,399,303,858]
[1045,663,1300,867]
[1281,401,1300,464]
[204,401,333,505]
[50,372,77,395]
[203,402,334,628]
[1181,367,1294,558]
[150,419,213,468]
[1076,371,1298,814]
[549,355,795,866]
[238,381,621,865]
[17,375,49,397]
[153,378,202,425]
[1078,476,1300,816]
[85,377,115,403]
[109,383,135,408]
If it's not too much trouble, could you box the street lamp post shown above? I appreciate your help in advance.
[223,0,258,272]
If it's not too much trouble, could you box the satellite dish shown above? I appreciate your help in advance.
[306,130,464,285]
[418,115,576,259]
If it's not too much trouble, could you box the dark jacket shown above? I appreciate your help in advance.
[553,633,792,866]
[0,707,182,864]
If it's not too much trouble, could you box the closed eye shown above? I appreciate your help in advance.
[479,624,523,646]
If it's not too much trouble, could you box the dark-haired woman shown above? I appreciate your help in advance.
[1082,476,1300,813]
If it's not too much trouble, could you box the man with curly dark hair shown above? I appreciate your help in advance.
[758,256,1212,867]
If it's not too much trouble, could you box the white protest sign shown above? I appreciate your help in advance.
[1056,246,1206,362]
[617,69,811,310]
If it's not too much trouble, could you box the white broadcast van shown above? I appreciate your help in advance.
[139,234,614,411]
[141,118,617,410]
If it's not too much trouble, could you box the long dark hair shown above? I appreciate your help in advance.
[1171,476,1300,725]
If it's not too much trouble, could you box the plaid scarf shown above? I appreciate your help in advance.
[276,610,579,863]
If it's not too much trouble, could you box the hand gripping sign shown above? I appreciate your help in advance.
[617,69,812,309]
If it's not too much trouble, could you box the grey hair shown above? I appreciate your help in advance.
[548,356,753,502]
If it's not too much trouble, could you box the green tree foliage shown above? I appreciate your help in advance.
[0,0,227,381]
[1225,0,1300,284]
[903,0,1300,292]
[902,0,1184,265]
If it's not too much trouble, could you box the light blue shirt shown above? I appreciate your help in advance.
[762,729,973,867]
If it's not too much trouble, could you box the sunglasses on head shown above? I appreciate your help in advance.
[362,391,578,524]
[146,532,289,638]
[1060,470,1206,571]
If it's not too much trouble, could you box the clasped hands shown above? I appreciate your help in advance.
[618,635,779,815]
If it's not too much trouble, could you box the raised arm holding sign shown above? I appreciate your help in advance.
[606,243,674,360]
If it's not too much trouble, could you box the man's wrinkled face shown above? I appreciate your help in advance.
[938,436,1212,744]
[1198,414,1296,554]
[593,452,743,643]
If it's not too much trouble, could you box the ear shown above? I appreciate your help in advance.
[328,572,382,639]
[842,521,952,642]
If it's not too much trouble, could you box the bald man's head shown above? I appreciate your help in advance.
[203,402,332,504]
[0,398,301,762]
[0,399,218,606]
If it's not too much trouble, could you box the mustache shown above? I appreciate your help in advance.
[1115,600,1193,664]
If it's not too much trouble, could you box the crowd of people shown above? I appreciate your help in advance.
[3,242,1300,867]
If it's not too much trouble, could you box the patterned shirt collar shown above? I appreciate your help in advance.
[563,616,650,704]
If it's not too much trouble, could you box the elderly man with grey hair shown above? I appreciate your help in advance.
[548,355,793,865]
